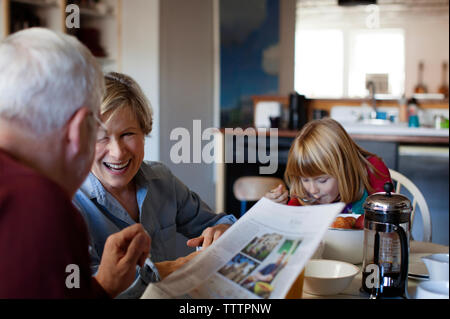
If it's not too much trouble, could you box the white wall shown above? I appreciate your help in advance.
[159,0,217,209]
[0,0,5,38]
[121,0,160,161]
[404,17,449,96]
[279,0,296,96]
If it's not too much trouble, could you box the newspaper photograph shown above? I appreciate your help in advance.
[141,197,345,299]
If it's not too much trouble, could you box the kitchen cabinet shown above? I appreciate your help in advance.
[397,149,449,245]
[0,0,122,71]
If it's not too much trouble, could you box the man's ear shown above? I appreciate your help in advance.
[66,107,91,159]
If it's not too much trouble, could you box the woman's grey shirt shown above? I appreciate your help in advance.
[73,161,236,298]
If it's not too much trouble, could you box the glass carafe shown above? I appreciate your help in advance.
[361,183,411,298]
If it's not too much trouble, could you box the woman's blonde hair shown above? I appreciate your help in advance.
[101,72,153,135]
[285,118,384,205]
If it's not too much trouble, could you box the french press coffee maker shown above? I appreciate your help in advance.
[361,182,411,298]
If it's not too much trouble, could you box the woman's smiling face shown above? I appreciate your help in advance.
[91,106,145,193]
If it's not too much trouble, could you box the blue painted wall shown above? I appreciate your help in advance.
[220,0,280,127]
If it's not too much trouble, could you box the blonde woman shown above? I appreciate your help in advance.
[266,118,391,214]
[73,72,236,298]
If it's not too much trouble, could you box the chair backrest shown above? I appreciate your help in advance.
[389,169,432,242]
[233,176,285,202]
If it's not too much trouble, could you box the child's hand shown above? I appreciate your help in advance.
[264,184,288,204]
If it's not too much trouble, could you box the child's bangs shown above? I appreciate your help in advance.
[295,144,329,178]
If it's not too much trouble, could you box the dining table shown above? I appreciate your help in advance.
[301,240,449,299]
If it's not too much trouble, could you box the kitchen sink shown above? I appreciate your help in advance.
[359,119,394,125]
[330,105,399,124]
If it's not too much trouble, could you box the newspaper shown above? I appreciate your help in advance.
[141,197,345,299]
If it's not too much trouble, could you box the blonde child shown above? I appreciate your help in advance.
[266,118,391,214]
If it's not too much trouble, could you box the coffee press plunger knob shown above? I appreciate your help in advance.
[384,182,394,196]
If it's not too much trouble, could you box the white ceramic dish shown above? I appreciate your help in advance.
[303,259,360,296]
[422,253,449,281]
[322,214,364,264]
[415,281,449,299]
[408,253,430,281]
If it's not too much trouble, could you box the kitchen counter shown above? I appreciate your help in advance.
[341,122,448,137]
[221,127,449,145]
[338,123,449,145]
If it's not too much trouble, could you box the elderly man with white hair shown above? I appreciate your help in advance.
[0,28,153,298]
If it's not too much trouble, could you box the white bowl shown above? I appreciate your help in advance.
[415,281,449,299]
[303,259,360,296]
[322,214,364,264]
[421,253,449,281]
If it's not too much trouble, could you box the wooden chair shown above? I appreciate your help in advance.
[389,169,432,242]
[233,176,285,217]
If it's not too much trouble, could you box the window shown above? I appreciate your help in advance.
[348,29,405,97]
[294,28,405,98]
[294,29,344,98]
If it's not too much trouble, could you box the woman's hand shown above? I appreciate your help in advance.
[186,223,232,249]
[264,184,288,204]
[155,251,201,279]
